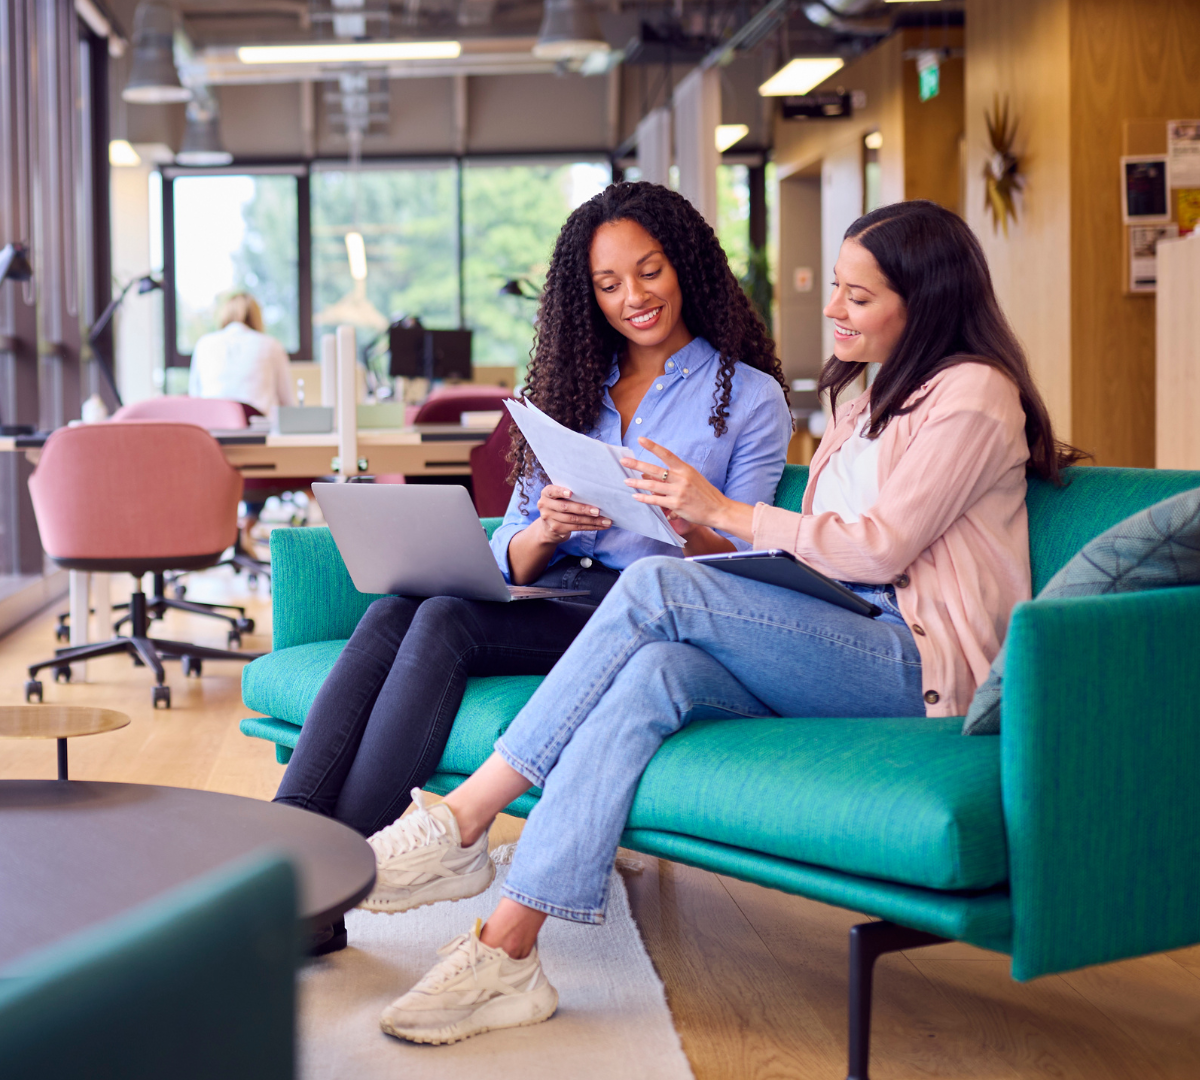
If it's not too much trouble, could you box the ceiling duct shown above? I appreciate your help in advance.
[533,0,609,61]
[123,2,193,103]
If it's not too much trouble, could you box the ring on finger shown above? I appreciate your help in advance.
[660,469,669,483]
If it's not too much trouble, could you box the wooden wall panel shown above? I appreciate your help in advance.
[964,0,1073,443]
[1068,0,1200,466]
[902,28,965,212]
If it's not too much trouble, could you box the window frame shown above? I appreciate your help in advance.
[161,152,614,372]
[161,163,312,366]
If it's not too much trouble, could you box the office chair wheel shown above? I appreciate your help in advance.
[227,629,242,648]
[25,680,43,703]
[53,663,72,683]
[237,617,255,635]
[246,572,259,587]
[55,621,70,643]
[173,584,187,599]
[152,685,171,709]
[182,656,202,677]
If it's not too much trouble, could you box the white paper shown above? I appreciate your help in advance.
[1129,223,1179,293]
[504,399,685,548]
[1167,120,1200,188]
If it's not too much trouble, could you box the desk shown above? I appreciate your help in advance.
[0,424,490,674]
[0,780,375,970]
[0,424,490,478]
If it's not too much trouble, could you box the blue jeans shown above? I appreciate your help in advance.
[494,556,926,924]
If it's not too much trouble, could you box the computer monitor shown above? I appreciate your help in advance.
[388,325,473,381]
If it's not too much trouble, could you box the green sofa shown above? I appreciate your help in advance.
[240,464,1200,1078]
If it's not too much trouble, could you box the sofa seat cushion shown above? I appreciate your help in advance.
[627,716,1007,891]
[242,645,544,750]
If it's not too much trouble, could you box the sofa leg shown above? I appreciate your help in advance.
[846,921,948,1080]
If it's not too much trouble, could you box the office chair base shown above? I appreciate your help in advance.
[28,590,263,708]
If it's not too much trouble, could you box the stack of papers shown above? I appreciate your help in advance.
[504,399,685,547]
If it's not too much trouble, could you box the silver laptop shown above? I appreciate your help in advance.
[312,482,591,602]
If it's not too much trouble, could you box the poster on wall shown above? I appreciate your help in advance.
[1129,224,1179,293]
[1167,120,1200,188]
[1121,156,1171,223]
[1175,188,1200,236]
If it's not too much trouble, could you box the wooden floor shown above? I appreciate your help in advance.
[2,569,1199,1079]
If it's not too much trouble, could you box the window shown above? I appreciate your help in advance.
[311,162,458,359]
[170,170,301,358]
[463,160,610,370]
[716,163,751,280]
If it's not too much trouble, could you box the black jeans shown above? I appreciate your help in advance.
[273,558,619,836]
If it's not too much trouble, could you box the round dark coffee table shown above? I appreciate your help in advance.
[0,781,375,970]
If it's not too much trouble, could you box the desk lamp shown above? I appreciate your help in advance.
[87,274,162,408]
[0,242,33,283]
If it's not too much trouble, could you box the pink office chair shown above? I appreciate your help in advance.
[53,397,257,643]
[26,422,262,708]
[112,395,249,429]
[412,384,513,425]
[469,415,517,517]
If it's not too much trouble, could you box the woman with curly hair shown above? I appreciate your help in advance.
[273,182,792,948]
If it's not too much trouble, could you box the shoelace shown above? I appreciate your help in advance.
[417,932,483,992]
[369,788,449,862]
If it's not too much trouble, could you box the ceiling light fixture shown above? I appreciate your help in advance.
[715,124,750,153]
[109,140,142,167]
[345,231,368,281]
[238,41,461,64]
[123,3,193,104]
[533,0,610,61]
[175,88,234,166]
[758,57,845,97]
[864,131,883,150]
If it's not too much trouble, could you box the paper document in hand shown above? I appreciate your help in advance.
[503,399,685,547]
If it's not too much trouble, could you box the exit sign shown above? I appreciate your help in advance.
[917,50,940,101]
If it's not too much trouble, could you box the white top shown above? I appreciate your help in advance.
[810,415,882,524]
[188,321,295,418]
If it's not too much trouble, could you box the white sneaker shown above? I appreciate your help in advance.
[380,920,558,1044]
[358,789,495,913]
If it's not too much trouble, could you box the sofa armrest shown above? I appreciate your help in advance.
[269,527,384,650]
[269,518,507,650]
[1002,586,1200,980]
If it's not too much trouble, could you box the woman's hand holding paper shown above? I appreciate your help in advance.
[622,438,756,545]
[534,485,613,544]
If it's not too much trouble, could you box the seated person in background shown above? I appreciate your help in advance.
[272,182,793,953]
[189,291,295,548]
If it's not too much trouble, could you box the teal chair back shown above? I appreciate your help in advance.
[0,853,298,1080]
[1026,467,1200,593]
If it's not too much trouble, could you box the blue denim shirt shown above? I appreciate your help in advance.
[489,336,792,580]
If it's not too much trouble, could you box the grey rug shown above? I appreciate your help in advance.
[298,863,694,1080]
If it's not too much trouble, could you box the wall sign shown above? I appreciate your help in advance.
[1121,155,1171,223]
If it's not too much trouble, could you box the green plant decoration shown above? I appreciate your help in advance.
[983,95,1023,235]
[740,244,773,330]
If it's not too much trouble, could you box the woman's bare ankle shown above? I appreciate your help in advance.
[441,796,491,846]
[480,900,546,958]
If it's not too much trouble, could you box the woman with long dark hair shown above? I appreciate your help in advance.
[273,182,791,947]
[365,200,1080,1045]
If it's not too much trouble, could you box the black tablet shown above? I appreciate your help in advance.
[686,549,882,618]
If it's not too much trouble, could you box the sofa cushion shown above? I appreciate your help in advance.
[965,482,1200,734]
[629,716,1007,891]
[242,642,544,750]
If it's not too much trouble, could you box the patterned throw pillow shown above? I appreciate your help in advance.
[963,485,1200,735]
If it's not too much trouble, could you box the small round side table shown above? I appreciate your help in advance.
[0,705,130,780]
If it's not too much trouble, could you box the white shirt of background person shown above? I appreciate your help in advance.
[188,294,295,419]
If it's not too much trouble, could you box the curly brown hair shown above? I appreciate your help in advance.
[508,181,787,501]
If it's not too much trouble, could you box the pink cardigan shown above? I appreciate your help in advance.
[752,362,1031,717]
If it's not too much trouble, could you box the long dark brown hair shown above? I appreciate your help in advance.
[508,181,787,498]
[819,200,1082,483]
